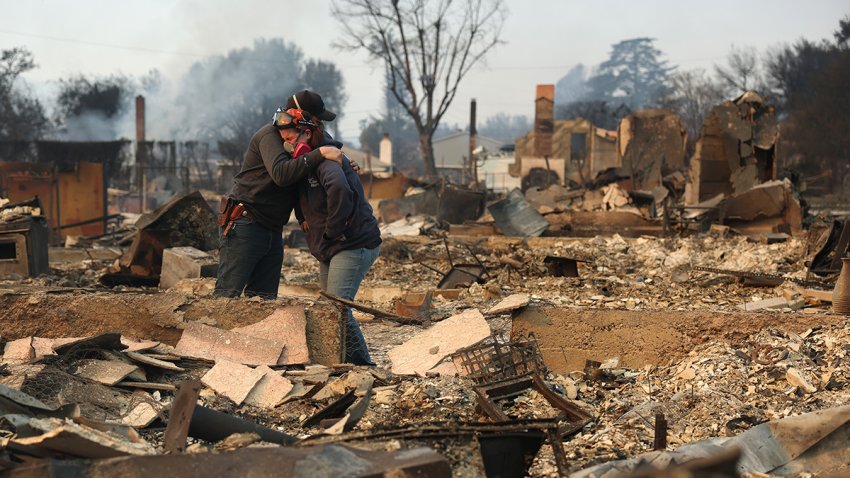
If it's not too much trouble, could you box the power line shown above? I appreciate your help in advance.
[0,28,325,67]
[0,28,209,58]
[0,28,729,71]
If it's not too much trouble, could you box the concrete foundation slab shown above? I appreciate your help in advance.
[389,309,490,376]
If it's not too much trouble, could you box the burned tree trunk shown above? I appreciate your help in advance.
[419,131,437,177]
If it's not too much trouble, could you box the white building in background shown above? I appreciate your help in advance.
[379,133,393,173]
[479,153,522,193]
[432,131,514,189]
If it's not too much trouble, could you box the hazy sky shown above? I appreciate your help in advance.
[1,0,847,145]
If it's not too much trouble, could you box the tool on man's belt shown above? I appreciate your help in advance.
[218,197,249,237]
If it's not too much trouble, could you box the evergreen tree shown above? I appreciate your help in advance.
[554,64,591,106]
[586,38,673,110]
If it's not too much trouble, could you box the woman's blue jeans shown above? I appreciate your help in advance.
[320,246,380,365]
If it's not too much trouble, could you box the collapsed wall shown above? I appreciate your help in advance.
[685,91,779,205]
[0,292,343,365]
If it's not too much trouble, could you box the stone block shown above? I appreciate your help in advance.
[160,247,217,290]
[243,365,294,408]
[3,337,35,362]
[388,309,490,376]
[233,307,309,365]
[202,359,266,405]
[175,322,285,366]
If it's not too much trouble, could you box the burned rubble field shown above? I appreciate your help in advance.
[2,233,849,477]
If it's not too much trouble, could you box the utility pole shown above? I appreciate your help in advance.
[135,95,146,213]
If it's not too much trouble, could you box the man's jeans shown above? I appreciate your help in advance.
[214,218,283,299]
[320,246,380,365]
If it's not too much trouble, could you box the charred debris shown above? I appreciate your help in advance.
[0,89,849,478]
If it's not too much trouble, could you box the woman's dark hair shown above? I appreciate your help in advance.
[301,111,324,148]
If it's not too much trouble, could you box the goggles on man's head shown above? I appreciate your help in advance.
[272,108,317,130]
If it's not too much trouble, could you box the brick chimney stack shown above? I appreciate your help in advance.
[533,84,554,158]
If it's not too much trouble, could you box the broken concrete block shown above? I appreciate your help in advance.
[725,180,787,221]
[159,247,217,290]
[124,366,148,382]
[277,283,322,299]
[32,337,57,357]
[172,278,216,297]
[232,307,308,365]
[125,351,185,372]
[121,401,160,428]
[433,289,463,300]
[602,183,630,210]
[243,365,294,409]
[215,432,262,451]
[786,368,817,394]
[312,370,374,401]
[801,289,833,303]
[324,384,373,435]
[289,364,331,385]
[3,337,35,362]
[355,286,403,304]
[33,337,86,357]
[485,293,530,316]
[175,322,285,366]
[709,224,730,236]
[738,297,790,312]
[428,360,460,377]
[12,417,156,458]
[201,360,266,405]
[120,337,161,352]
[311,382,339,402]
[280,382,310,404]
[373,385,397,405]
[74,359,141,386]
[388,309,490,376]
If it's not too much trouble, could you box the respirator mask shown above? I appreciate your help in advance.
[274,107,316,156]
[283,138,313,156]
[281,129,313,156]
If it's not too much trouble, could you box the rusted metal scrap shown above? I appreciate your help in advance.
[543,256,589,278]
[188,405,295,446]
[11,443,451,478]
[416,238,488,289]
[394,291,433,319]
[453,334,593,437]
[488,189,549,237]
[163,380,201,453]
[807,218,850,281]
[453,333,547,385]
[301,389,357,429]
[302,419,567,478]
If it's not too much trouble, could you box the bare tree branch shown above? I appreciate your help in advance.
[332,0,506,176]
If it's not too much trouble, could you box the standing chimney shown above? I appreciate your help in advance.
[468,98,478,184]
[533,85,555,158]
[135,95,146,212]
[379,133,393,174]
[135,95,145,142]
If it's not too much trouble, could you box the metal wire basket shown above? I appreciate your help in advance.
[452,333,546,386]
